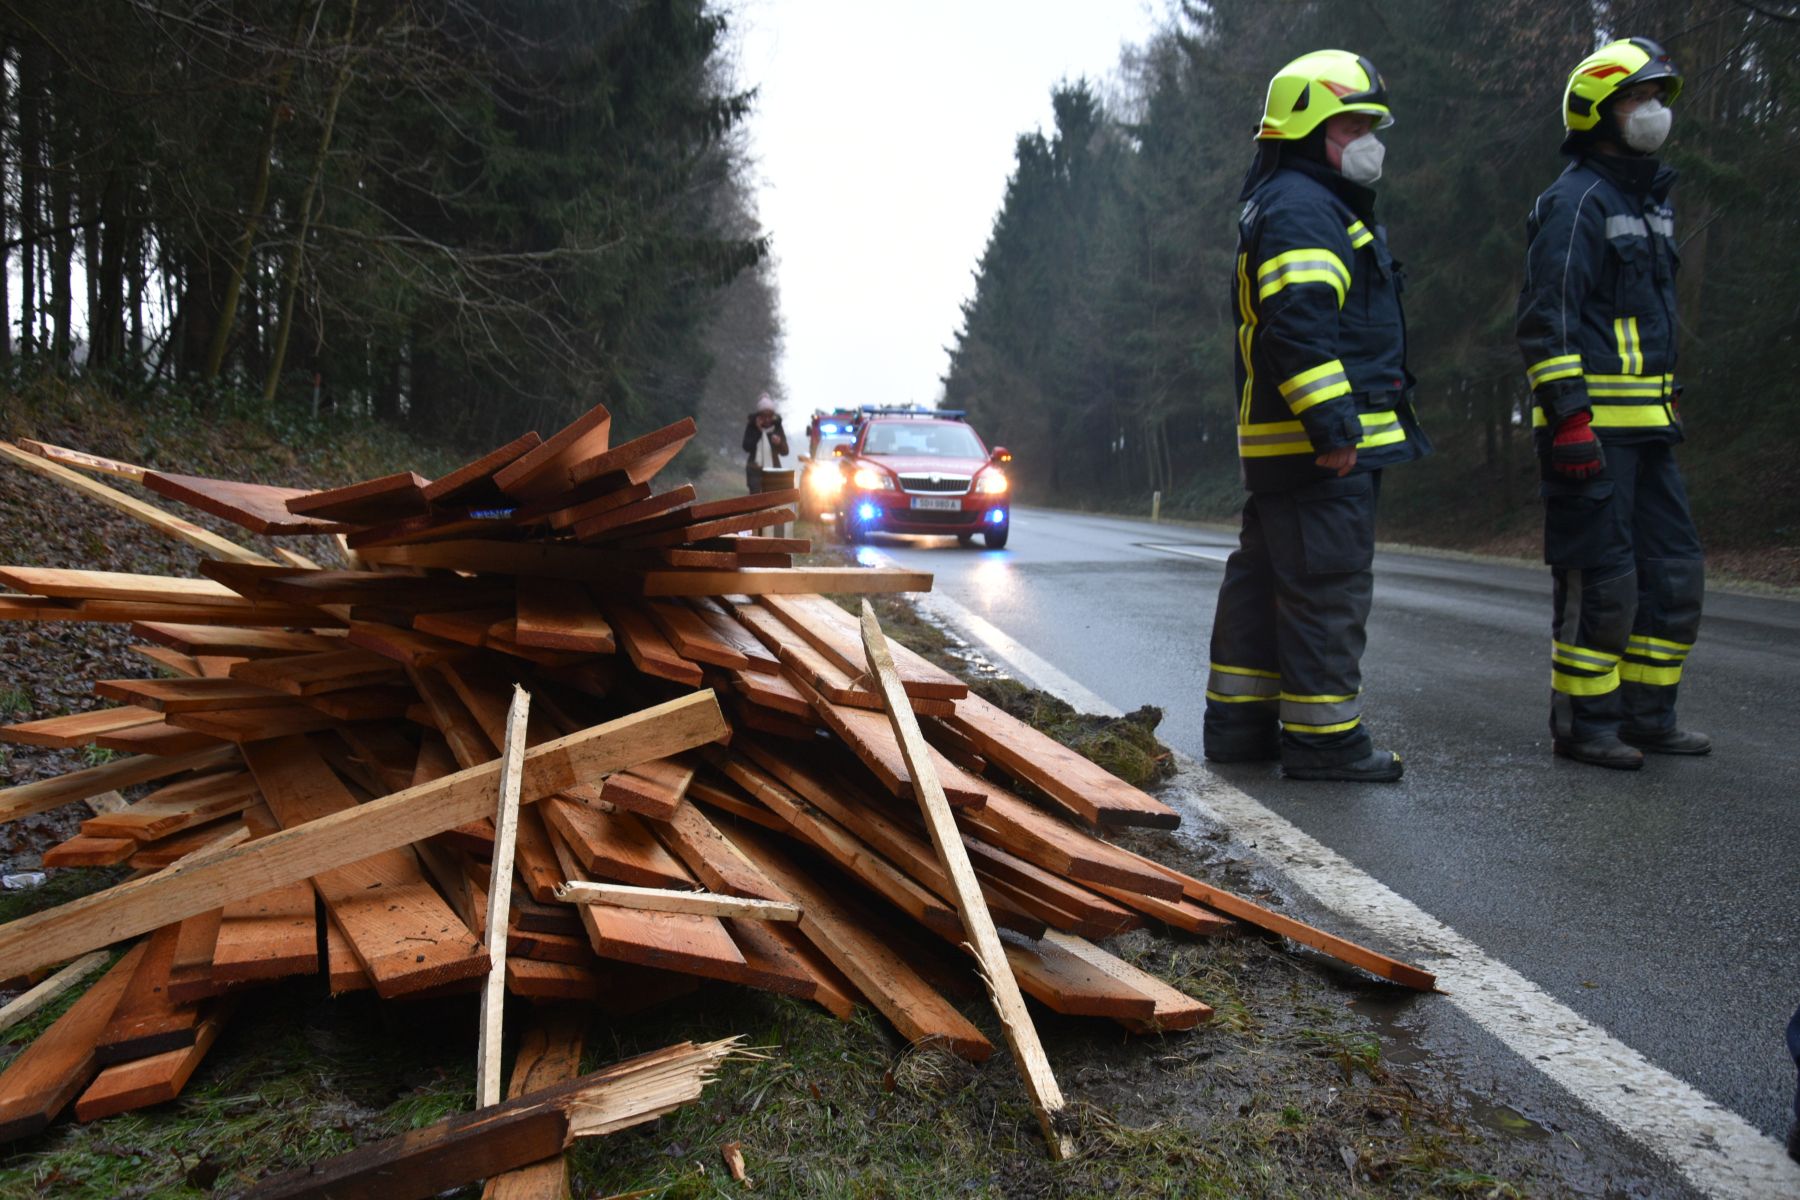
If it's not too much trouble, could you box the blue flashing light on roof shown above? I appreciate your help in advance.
[858,405,965,420]
[820,423,839,434]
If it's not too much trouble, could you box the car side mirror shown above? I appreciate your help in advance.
[833,445,849,457]
[991,446,1013,465]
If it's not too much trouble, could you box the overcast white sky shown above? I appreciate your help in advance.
[732,0,1165,422]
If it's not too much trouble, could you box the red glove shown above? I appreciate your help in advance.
[1551,411,1603,480]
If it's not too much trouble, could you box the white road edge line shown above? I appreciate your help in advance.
[906,575,1800,1200]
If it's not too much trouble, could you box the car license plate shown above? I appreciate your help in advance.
[910,497,960,511]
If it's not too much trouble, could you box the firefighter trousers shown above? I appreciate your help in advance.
[1544,440,1703,742]
[1204,471,1380,769]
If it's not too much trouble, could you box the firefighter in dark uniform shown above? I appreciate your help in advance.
[1516,38,1709,770]
[1202,50,1430,782]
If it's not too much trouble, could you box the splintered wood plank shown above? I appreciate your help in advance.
[286,472,430,523]
[965,840,1142,939]
[582,489,793,546]
[477,687,531,1109]
[74,997,235,1121]
[130,644,205,678]
[212,880,320,982]
[785,672,985,807]
[543,481,652,532]
[1110,846,1437,991]
[761,921,860,1020]
[687,599,780,674]
[82,771,259,842]
[413,607,515,648]
[947,694,1178,830]
[762,593,967,700]
[325,914,373,995]
[612,508,797,551]
[233,649,405,696]
[645,602,748,670]
[859,603,1070,1157]
[731,827,992,1062]
[480,1005,586,1200]
[0,696,728,982]
[504,958,602,1001]
[555,882,798,923]
[0,593,330,628]
[143,470,348,535]
[954,782,1183,900]
[42,834,139,867]
[652,799,794,905]
[128,818,247,870]
[167,704,338,744]
[494,402,612,501]
[14,438,147,481]
[515,578,615,652]
[242,737,488,999]
[686,774,789,833]
[302,686,415,722]
[0,440,274,565]
[0,943,145,1141]
[719,746,1057,940]
[567,486,697,542]
[95,924,200,1063]
[0,952,111,1037]
[248,1040,740,1200]
[600,756,695,821]
[1085,881,1235,936]
[260,571,509,610]
[348,621,471,669]
[1041,931,1213,1033]
[545,823,747,982]
[423,431,545,506]
[94,677,290,714]
[164,909,225,1006]
[541,797,694,889]
[713,753,968,941]
[731,668,813,718]
[996,928,1155,1020]
[567,417,697,487]
[602,602,703,687]
[131,623,341,659]
[95,719,228,757]
[1,705,161,748]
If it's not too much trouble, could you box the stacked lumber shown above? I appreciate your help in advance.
[0,406,1433,1170]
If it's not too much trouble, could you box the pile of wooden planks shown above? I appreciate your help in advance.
[0,405,1434,1172]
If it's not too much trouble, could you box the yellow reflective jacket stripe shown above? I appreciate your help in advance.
[1277,360,1353,413]
[1526,354,1583,388]
[1256,247,1350,306]
[1238,411,1409,458]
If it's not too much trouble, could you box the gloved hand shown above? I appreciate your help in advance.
[1551,411,1603,480]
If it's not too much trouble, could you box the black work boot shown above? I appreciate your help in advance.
[1283,749,1403,783]
[1552,735,1644,770]
[1620,727,1712,756]
[1204,735,1281,764]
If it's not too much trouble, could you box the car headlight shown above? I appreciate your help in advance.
[852,466,889,491]
[974,470,1008,495]
[807,464,844,495]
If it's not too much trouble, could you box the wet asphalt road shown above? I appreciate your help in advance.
[854,505,1800,1149]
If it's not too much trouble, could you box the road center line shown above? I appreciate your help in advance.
[908,576,1800,1200]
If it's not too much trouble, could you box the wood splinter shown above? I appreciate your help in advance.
[859,600,1076,1161]
[552,881,800,923]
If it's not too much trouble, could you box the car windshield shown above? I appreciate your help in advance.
[862,422,984,458]
[813,435,855,458]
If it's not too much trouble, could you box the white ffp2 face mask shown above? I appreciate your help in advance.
[1338,133,1385,185]
[1621,99,1672,153]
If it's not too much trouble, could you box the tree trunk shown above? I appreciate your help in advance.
[0,38,11,361]
[49,60,73,371]
[17,41,40,358]
[205,0,311,380]
[265,0,359,405]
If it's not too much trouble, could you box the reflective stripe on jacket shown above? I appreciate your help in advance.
[1515,154,1682,445]
[1231,161,1429,493]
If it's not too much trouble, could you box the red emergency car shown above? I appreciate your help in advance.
[831,409,1012,548]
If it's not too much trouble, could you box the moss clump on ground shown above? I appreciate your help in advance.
[972,677,1175,790]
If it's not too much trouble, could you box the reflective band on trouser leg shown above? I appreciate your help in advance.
[1279,692,1361,735]
[1206,663,1281,705]
[1551,639,1622,696]
[1619,633,1689,686]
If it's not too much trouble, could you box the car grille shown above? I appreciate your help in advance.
[897,473,971,495]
